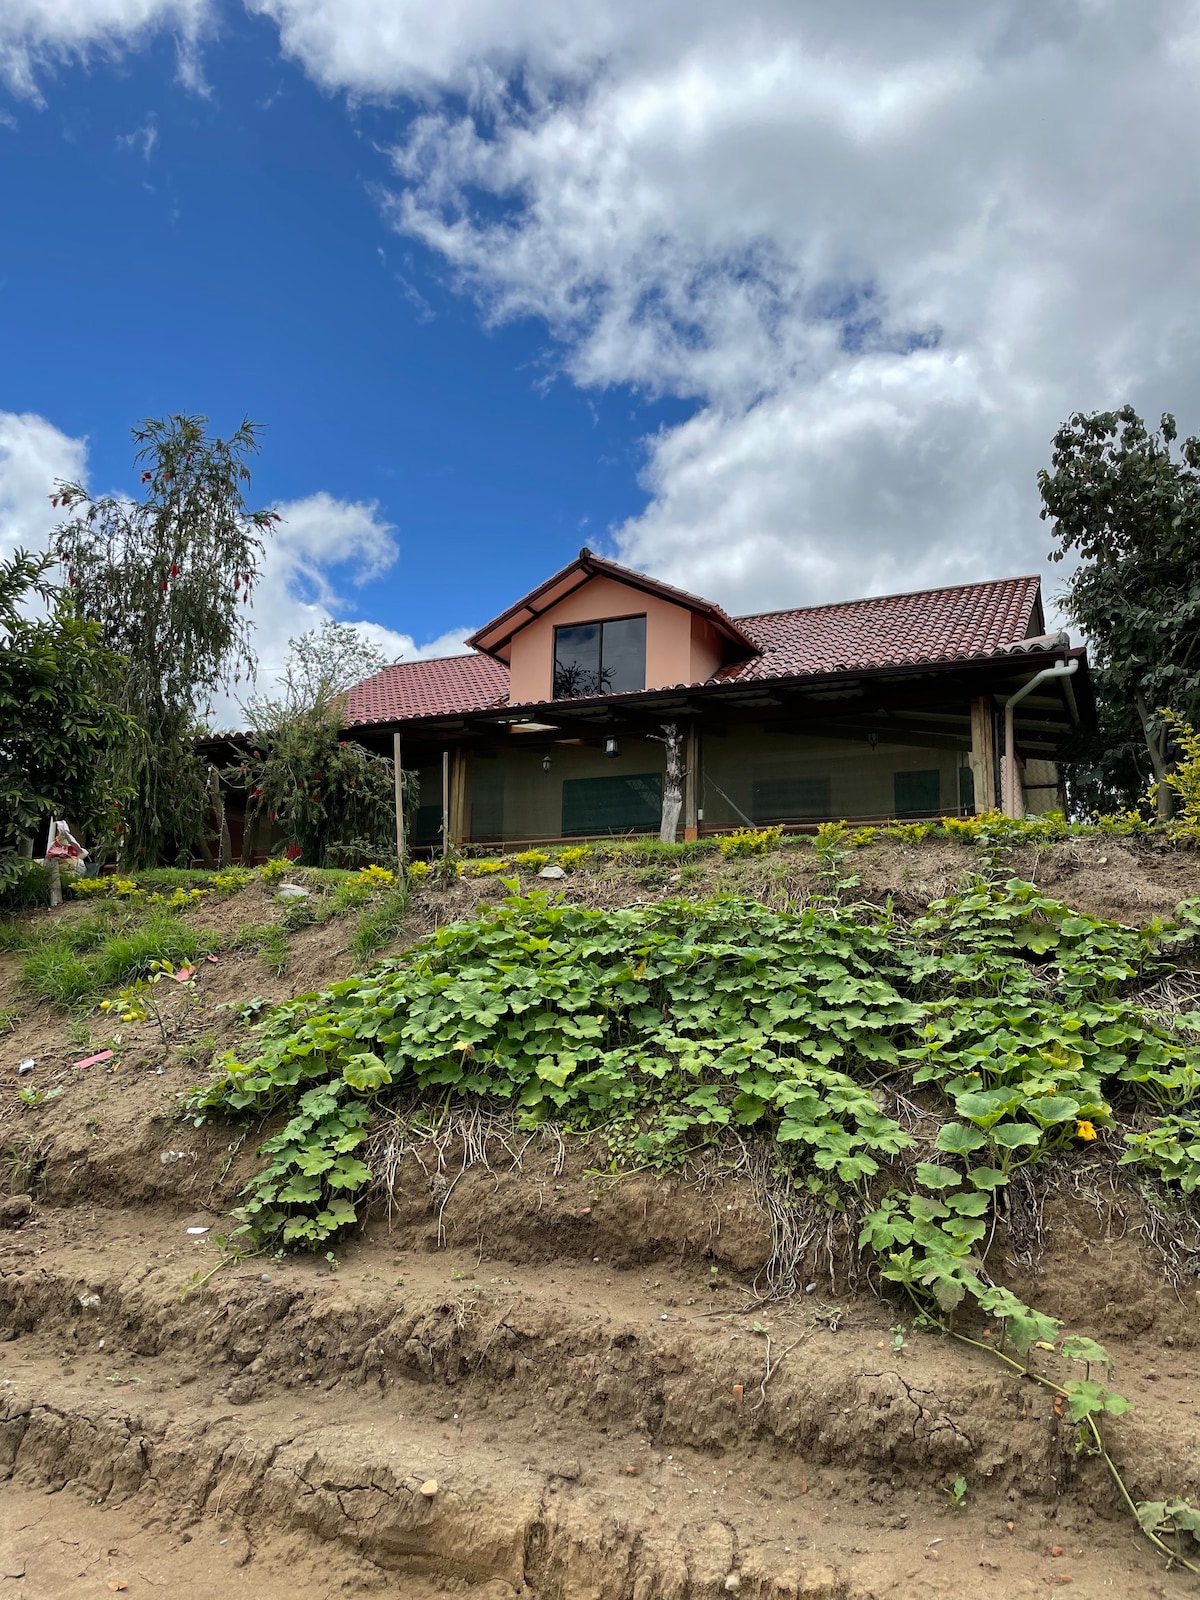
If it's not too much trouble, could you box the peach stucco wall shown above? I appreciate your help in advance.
[508,574,719,703]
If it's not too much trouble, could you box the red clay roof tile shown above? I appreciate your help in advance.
[343,573,1048,727]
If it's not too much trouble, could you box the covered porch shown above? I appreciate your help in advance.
[356,651,1088,852]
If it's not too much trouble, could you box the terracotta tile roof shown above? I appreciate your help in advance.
[343,574,1051,727]
[726,575,1044,679]
[344,652,509,726]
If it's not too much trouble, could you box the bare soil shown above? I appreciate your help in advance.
[2,837,1200,1599]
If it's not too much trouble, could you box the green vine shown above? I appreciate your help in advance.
[189,871,1200,1570]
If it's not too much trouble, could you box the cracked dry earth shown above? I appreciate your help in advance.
[2,1201,1198,1600]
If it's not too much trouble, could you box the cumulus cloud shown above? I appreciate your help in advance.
[209,490,472,728]
[0,409,86,566]
[15,2,1200,621]
[1,0,208,101]
[248,0,1200,615]
[0,412,467,727]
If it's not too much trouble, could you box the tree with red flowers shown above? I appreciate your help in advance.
[52,414,277,866]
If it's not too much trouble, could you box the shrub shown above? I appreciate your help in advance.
[0,861,51,912]
[513,849,550,872]
[718,826,782,859]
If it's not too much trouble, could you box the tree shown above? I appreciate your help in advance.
[241,619,388,729]
[231,622,404,868]
[52,414,277,865]
[649,722,687,842]
[1039,406,1200,818]
[0,549,130,893]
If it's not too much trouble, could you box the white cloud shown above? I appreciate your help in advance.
[1,0,208,100]
[0,415,466,726]
[249,0,1200,616]
[0,410,86,567]
[209,489,472,728]
[15,2,1200,623]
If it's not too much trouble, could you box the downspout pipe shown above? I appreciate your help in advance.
[1003,658,1080,818]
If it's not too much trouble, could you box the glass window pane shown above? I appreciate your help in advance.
[600,615,646,694]
[554,623,602,698]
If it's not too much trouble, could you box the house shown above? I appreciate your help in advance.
[338,549,1092,850]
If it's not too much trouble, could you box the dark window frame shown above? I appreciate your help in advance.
[553,613,647,699]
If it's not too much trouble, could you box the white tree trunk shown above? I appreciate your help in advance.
[658,723,686,843]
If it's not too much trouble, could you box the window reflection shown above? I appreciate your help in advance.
[554,616,646,698]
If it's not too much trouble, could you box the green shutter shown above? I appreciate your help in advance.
[561,773,663,836]
[893,769,941,818]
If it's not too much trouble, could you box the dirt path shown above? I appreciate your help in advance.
[2,1205,1196,1599]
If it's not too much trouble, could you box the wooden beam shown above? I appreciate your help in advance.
[441,748,451,857]
[450,748,470,845]
[392,732,406,868]
[683,724,700,840]
[969,696,998,813]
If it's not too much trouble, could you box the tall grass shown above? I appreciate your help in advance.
[20,912,217,1006]
[348,885,410,964]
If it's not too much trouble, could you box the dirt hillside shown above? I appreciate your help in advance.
[3,835,1200,1599]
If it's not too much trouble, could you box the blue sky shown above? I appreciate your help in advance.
[1,10,694,660]
[3,2,1198,712]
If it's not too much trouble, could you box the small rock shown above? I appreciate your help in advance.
[226,1377,256,1405]
[724,1574,742,1593]
[538,865,567,879]
[78,1292,101,1310]
[419,1478,438,1498]
[260,1273,271,1283]
[276,884,310,901]
[552,1459,582,1483]
[0,1195,33,1228]
[16,1059,34,1076]
[160,1150,186,1164]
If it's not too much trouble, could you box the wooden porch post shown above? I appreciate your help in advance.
[450,749,470,846]
[441,749,451,856]
[392,732,406,867]
[683,724,700,840]
[969,697,998,814]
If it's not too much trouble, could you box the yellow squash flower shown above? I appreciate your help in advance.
[1075,1120,1098,1141]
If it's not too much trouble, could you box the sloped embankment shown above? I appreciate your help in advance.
[3,834,1200,1597]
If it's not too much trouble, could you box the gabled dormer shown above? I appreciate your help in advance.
[466,549,760,705]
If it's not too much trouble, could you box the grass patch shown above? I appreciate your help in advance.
[229,922,292,975]
[348,885,410,964]
[21,945,95,1006]
[257,926,291,975]
[20,912,217,1007]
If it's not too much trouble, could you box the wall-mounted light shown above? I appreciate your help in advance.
[603,737,620,759]
[542,753,552,773]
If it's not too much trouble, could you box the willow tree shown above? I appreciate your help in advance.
[53,415,277,866]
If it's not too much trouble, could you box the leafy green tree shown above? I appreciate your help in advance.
[232,622,403,868]
[52,414,277,865]
[0,549,130,892]
[1039,406,1200,818]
